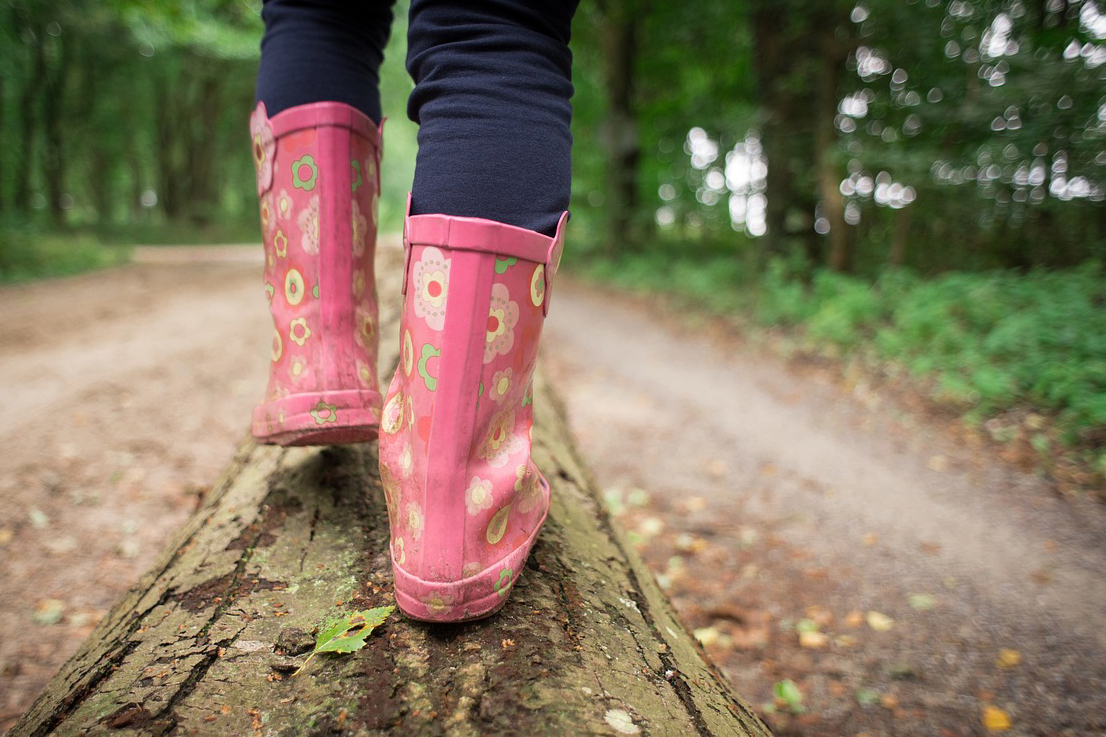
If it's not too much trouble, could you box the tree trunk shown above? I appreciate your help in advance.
[821,163,850,271]
[89,152,112,223]
[0,73,5,214]
[9,257,771,737]
[889,205,911,267]
[155,77,184,221]
[752,0,853,268]
[74,36,111,223]
[750,3,791,260]
[17,27,47,213]
[185,69,221,226]
[600,1,641,257]
[751,2,822,265]
[42,29,70,226]
[817,11,854,272]
[128,149,145,220]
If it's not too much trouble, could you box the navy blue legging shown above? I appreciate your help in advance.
[256,0,578,237]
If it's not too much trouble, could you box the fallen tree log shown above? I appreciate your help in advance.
[10,253,770,737]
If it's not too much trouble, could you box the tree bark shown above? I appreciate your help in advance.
[9,257,771,737]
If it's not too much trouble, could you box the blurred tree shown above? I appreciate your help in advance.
[1,0,1101,270]
[596,0,643,257]
[572,0,757,255]
[801,0,1106,272]
[0,0,260,229]
[749,0,856,267]
[571,0,1105,274]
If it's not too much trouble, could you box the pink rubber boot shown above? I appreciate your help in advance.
[249,101,383,446]
[378,197,568,622]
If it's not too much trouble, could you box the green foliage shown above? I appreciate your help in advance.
[570,0,758,251]
[772,679,805,714]
[575,252,1106,450]
[806,271,885,348]
[855,687,881,706]
[89,219,261,246]
[581,246,751,314]
[377,0,417,235]
[293,606,394,676]
[108,0,263,61]
[0,0,417,240]
[0,0,261,233]
[832,0,1106,273]
[755,258,815,325]
[770,261,1106,442]
[0,224,130,283]
[569,0,1105,273]
[852,263,1106,441]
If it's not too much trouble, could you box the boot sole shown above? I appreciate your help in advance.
[252,389,382,447]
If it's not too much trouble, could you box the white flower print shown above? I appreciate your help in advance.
[465,476,495,515]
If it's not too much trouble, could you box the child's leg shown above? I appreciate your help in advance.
[256,0,397,123]
[379,0,579,622]
[406,0,580,237]
[249,0,396,446]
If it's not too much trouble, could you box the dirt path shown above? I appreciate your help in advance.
[2,250,1105,735]
[542,283,1106,736]
[0,248,271,733]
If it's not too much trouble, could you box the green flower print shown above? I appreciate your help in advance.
[494,256,518,274]
[285,268,305,306]
[309,401,338,425]
[494,567,514,598]
[351,159,362,192]
[418,343,440,391]
[291,154,318,191]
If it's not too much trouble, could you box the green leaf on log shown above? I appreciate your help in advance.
[294,606,394,676]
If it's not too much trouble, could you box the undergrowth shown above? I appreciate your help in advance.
[0,217,261,285]
[576,252,1106,484]
[0,226,131,284]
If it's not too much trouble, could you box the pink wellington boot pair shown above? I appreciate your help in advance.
[249,101,567,622]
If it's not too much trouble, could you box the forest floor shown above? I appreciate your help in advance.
[2,247,1105,736]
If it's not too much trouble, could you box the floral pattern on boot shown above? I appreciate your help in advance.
[378,202,569,622]
[250,101,384,446]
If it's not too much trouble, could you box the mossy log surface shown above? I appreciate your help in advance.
[11,253,770,737]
